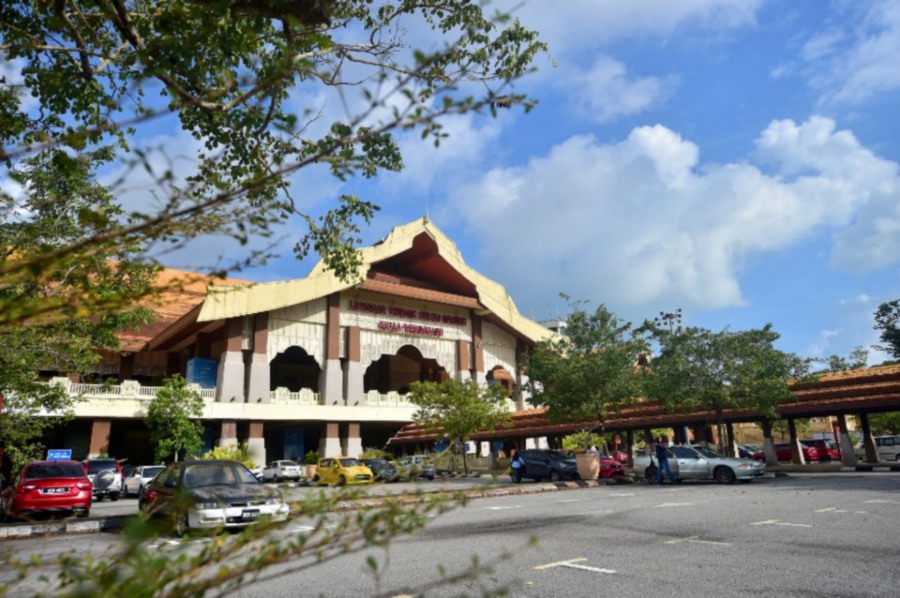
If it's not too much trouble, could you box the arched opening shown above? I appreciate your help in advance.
[487,365,515,392]
[364,344,449,395]
[270,346,321,392]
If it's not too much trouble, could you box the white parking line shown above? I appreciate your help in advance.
[534,557,616,575]
[556,499,583,503]
[750,519,812,528]
[534,558,587,570]
[485,505,522,510]
[607,493,635,497]
[657,502,695,508]
[864,499,899,504]
[664,536,732,546]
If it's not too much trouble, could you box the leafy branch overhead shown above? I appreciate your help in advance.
[1,0,546,326]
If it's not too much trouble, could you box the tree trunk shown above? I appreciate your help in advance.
[462,449,468,475]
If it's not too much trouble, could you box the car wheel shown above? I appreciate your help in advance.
[110,492,120,502]
[338,475,347,486]
[426,475,434,481]
[714,466,736,484]
[313,475,321,486]
[76,509,90,518]
[645,466,658,483]
[549,471,561,482]
[95,494,104,503]
[175,512,189,537]
[274,475,280,484]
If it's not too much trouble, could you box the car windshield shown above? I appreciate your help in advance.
[545,450,573,461]
[86,460,118,474]
[693,446,722,459]
[366,459,387,466]
[183,463,258,488]
[142,466,164,478]
[280,461,299,467]
[339,458,362,467]
[26,463,85,479]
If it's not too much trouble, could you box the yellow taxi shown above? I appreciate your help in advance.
[313,457,374,486]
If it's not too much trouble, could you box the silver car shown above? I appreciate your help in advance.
[634,445,765,484]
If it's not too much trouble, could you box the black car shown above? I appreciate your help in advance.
[515,449,579,482]
[361,458,399,482]
[138,460,289,536]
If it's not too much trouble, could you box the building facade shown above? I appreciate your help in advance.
[40,218,554,465]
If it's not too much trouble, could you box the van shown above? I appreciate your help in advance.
[874,435,900,462]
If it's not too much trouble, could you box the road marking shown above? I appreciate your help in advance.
[657,502,695,508]
[864,499,899,504]
[813,508,836,513]
[664,536,732,546]
[556,499,582,503]
[607,493,635,497]
[291,524,337,533]
[579,510,614,515]
[750,519,812,528]
[534,558,616,575]
[485,505,522,510]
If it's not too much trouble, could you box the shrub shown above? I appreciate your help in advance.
[304,450,321,465]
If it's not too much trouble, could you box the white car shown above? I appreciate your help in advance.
[262,460,302,483]
[123,465,165,497]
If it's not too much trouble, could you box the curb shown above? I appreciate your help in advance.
[0,515,131,540]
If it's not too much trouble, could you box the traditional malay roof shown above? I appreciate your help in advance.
[196,217,555,344]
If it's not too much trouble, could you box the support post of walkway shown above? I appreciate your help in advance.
[859,413,878,464]
[725,422,738,457]
[643,428,654,456]
[626,429,634,468]
[761,420,778,466]
[835,414,857,467]
[788,418,806,465]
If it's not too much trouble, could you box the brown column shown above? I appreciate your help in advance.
[325,294,340,361]
[471,315,484,379]
[626,429,634,468]
[859,414,878,464]
[456,339,470,381]
[219,421,238,447]
[118,353,134,381]
[643,428,654,456]
[89,420,111,458]
[225,318,243,352]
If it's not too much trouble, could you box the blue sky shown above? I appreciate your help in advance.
[5,1,900,366]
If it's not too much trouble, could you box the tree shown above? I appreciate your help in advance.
[525,302,649,443]
[823,346,869,372]
[0,149,156,473]
[145,375,205,462]
[874,300,900,359]
[408,379,511,474]
[642,322,810,454]
[1,1,546,326]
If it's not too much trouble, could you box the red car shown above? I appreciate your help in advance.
[751,443,819,463]
[0,460,93,521]
[598,454,625,478]
[800,439,841,461]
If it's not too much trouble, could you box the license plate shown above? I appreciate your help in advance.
[241,509,260,521]
[42,487,68,494]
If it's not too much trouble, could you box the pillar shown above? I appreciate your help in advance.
[341,423,363,458]
[218,421,238,448]
[216,317,246,402]
[472,315,485,385]
[788,418,806,465]
[859,413,878,464]
[626,429,634,468]
[761,420,778,466]
[456,339,471,382]
[319,294,344,405]
[246,313,270,403]
[88,420,111,458]
[319,422,341,457]
[247,422,266,465]
[643,428,654,456]
[725,422,738,458]
[343,326,364,405]
[515,341,531,409]
[835,414,857,467]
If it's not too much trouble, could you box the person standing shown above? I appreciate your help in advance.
[510,449,525,483]
[655,437,677,485]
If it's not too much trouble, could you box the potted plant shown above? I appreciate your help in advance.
[562,430,604,480]
[303,450,321,478]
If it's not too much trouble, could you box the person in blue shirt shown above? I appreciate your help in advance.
[655,437,678,485]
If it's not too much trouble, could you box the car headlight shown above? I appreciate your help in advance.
[265,497,281,505]
[738,464,750,468]
[196,501,220,510]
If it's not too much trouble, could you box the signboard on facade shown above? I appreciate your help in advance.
[186,357,218,389]
[46,449,72,461]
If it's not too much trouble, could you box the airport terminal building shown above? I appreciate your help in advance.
[41,218,554,465]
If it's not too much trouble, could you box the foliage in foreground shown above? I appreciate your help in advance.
[0,487,519,598]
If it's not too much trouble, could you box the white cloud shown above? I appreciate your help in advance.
[447,117,900,317]
[799,2,900,105]
[555,56,676,123]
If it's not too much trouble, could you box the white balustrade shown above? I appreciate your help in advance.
[269,387,321,405]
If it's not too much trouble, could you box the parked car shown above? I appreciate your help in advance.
[139,460,288,536]
[83,458,124,501]
[874,435,900,462]
[800,439,841,462]
[635,445,765,484]
[751,443,820,463]
[513,449,579,482]
[0,460,92,521]
[395,455,436,481]
[362,458,400,482]
[123,465,165,498]
[598,454,626,479]
[738,444,761,459]
[313,457,374,486]
[262,460,302,483]
[607,449,629,465]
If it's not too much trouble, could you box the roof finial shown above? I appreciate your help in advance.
[423,191,430,224]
